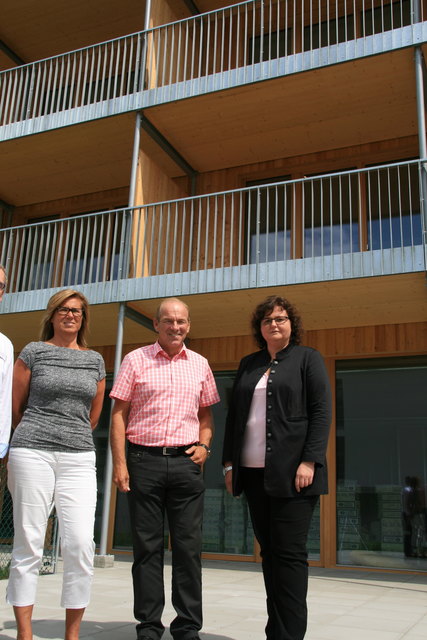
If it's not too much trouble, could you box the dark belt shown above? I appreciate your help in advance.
[128,442,196,456]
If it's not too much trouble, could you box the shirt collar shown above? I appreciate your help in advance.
[154,340,188,360]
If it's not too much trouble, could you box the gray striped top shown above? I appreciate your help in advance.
[11,342,106,452]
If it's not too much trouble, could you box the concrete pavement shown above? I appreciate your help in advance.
[1,555,427,640]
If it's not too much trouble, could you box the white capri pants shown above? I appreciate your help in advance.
[7,448,96,609]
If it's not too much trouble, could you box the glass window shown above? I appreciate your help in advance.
[246,177,292,264]
[64,210,124,285]
[303,170,360,258]
[303,15,355,51]
[249,28,294,63]
[111,371,256,555]
[17,215,59,291]
[362,0,412,36]
[110,369,322,560]
[203,372,255,555]
[366,163,422,250]
[336,356,427,570]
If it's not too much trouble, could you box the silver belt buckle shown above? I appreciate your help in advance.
[163,446,176,456]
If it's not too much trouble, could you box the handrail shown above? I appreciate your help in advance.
[0,0,422,129]
[0,160,425,297]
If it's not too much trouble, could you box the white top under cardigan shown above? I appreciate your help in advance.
[240,371,268,468]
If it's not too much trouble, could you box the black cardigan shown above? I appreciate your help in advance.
[222,343,332,498]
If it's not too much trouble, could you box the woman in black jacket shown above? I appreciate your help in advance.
[222,295,331,640]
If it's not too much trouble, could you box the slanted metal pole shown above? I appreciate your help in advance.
[98,302,125,556]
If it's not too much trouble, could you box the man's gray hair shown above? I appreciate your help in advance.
[155,297,190,321]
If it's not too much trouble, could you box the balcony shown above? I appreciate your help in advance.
[0,160,425,314]
[1,0,426,141]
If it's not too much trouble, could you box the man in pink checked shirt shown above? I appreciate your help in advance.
[110,297,220,640]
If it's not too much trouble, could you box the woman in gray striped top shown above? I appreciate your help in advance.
[7,289,106,640]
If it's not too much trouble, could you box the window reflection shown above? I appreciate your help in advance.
[336,356,427,570]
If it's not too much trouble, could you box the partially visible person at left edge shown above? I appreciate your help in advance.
[6,288,106,640]
[0,264,13,459]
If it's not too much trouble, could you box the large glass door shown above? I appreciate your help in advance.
[203,372,255,556]
[336,356,427,570]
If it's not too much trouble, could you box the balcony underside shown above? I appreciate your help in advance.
[1,269,426,354]
[0,47,420,208]
[1,244,425,340]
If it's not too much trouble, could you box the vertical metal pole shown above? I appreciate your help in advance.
[414,0,427,259]
[98,0,151,556]
[144,0,152,30]
[98,302,125,556]
[415,46,427,159]
[129,111,142,208]
[414,45,427,255]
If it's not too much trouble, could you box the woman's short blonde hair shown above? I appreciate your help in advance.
[40,289,90,347]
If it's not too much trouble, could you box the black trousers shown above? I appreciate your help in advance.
[240,467,318,640]
[127,448,205,640]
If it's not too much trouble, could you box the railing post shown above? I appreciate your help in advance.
[140,0,152,92]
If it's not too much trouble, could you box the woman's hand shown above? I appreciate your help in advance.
[12,358,31,428]
[224,466,233,495]
[295,461,315,492]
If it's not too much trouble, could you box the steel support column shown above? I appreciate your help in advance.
[97,0,150,556]
[128,112,142,208]
[414,2,427,257]
[98,302,125,556]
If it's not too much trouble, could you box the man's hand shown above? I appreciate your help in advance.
[295,461,315,493]
[186,444,209,466]
[113,462,130,493]
[111,398,131,492]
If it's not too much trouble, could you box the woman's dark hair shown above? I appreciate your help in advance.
[251,295,303,349]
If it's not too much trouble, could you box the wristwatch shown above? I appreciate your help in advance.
[223,465,233,476]
[198,443,211,457]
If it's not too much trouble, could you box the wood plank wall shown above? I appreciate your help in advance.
[94,321,427,373]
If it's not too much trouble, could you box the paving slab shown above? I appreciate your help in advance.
[1,556,426,640]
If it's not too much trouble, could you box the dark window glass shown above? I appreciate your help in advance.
[366,163,422,250]
[249,28,294,63]
[336,356,427,570]
[303,170,360,257]
[362,0,412,36]
[246,177,292,264]
[304,15,355,51]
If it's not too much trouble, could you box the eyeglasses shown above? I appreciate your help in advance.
[56,306,83,317]
[261,316,289,326]
[0,282,6,291]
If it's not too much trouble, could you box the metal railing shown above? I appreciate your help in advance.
[0,160,425,300]
[0,0,423,130]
